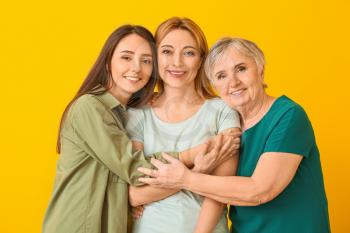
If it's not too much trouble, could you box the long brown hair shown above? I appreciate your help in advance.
[56,25,158,153]
[155,17,216,99]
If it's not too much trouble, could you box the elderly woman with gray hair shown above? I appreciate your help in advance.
[137,37,331,233]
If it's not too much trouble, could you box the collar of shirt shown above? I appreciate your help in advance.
[94,86,127,111]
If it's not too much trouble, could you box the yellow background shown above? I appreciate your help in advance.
[0,0,349,232]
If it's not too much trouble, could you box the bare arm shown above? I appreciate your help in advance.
[138,152,302,206]
[193,155,238,233]
[129,132,239,206]
[183,152,302,205]
[129,141,180,206]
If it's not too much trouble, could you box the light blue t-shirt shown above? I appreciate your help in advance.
[126,98,240,233]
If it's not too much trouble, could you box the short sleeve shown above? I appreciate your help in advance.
[125,108,145,143]
[263,105,315,157]
[217,100,241,133]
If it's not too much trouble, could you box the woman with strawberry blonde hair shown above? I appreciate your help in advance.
[126,17,241,233]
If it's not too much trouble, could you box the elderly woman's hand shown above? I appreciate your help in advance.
[138,129,242,188]
[138,153,190,189]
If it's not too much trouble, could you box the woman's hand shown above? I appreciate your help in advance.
[131,205,144,220]
[138,153,190,189]
[193,128,241,174]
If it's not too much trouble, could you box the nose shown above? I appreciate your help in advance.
[228,74,240,87]
[173,52,183,67]
[131,60,141,73]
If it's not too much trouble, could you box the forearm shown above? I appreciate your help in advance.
[183,172,267,205]
[194,190,259,206]
[193,198,226,233]
[129,185,179,207]
[178,143,207,168]
[193,156,236,232]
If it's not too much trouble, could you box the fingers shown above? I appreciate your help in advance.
[162,153,178,163]
[212,134,222,154]
[150,158,165,169]
[222,132,241,141]
[137,167,158,177]
[138,177,159,185]
[202,141,210,154]
[218,136,234,158]
[131,205,144,219]
[233,137,240,144]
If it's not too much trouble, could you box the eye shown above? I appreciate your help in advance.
[121,56,132,61]
[142,58,152,65]
[216,73,226,80]
[236,66,246,72]
[161,49,171,55]
[184,50,195,56]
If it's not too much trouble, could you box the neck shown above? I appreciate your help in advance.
[237,93,273,130]
[158,83,203,107]
[109,86,131,106]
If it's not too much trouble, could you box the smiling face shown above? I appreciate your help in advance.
[211,46,265,109]
[109,33,153,100]
[157,29,202,89]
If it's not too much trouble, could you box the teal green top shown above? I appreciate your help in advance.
[230,96,330,233]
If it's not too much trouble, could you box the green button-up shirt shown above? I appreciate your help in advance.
[43,91,177,233]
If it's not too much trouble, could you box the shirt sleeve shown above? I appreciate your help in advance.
[217,100,241,133]
[263,105,315,157]
[125,108,145,143]
[69,96,178,186]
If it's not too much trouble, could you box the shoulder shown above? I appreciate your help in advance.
[126,105,153,126]
[68,94,108,121]
[127,104,151,114]
[273,96,309,122]
[127,105,151,118]
[206,97,235,111]
[267,96,313,136]
[205,98,241,128]
[72,94,104,110]
[205,98,240,116]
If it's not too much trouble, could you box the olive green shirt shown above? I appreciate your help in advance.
[43,91,177,233]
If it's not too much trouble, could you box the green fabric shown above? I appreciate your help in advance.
[230,96,330,233]
[43,90,178,233]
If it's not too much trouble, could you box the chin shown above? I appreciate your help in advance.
[224,96,248,108]
[126,83,146,92]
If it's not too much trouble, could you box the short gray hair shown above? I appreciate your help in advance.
[204,37,265,81]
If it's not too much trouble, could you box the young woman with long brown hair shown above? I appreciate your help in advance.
[43,25,236,233]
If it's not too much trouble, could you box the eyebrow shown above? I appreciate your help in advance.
[120,50,152,57]
[160,45,198,50]
[214,62,246,77]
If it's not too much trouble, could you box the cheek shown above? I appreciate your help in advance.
[142,66,153,80]
[188,58,201,73]
[111,62,124,78]
[157,56,167,71]
[213,83,227,97]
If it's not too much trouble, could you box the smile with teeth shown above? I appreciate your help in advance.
[168,70,186,76]
[230,89,246,95]
[124,76,141,81]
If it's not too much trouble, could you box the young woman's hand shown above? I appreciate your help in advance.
[131,205,144,220]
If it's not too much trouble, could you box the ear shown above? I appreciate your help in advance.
[260,69,268,88]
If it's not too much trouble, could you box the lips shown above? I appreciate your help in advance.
[230,88,246,96]
[124,76,141,82]
[167,70,186,77]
